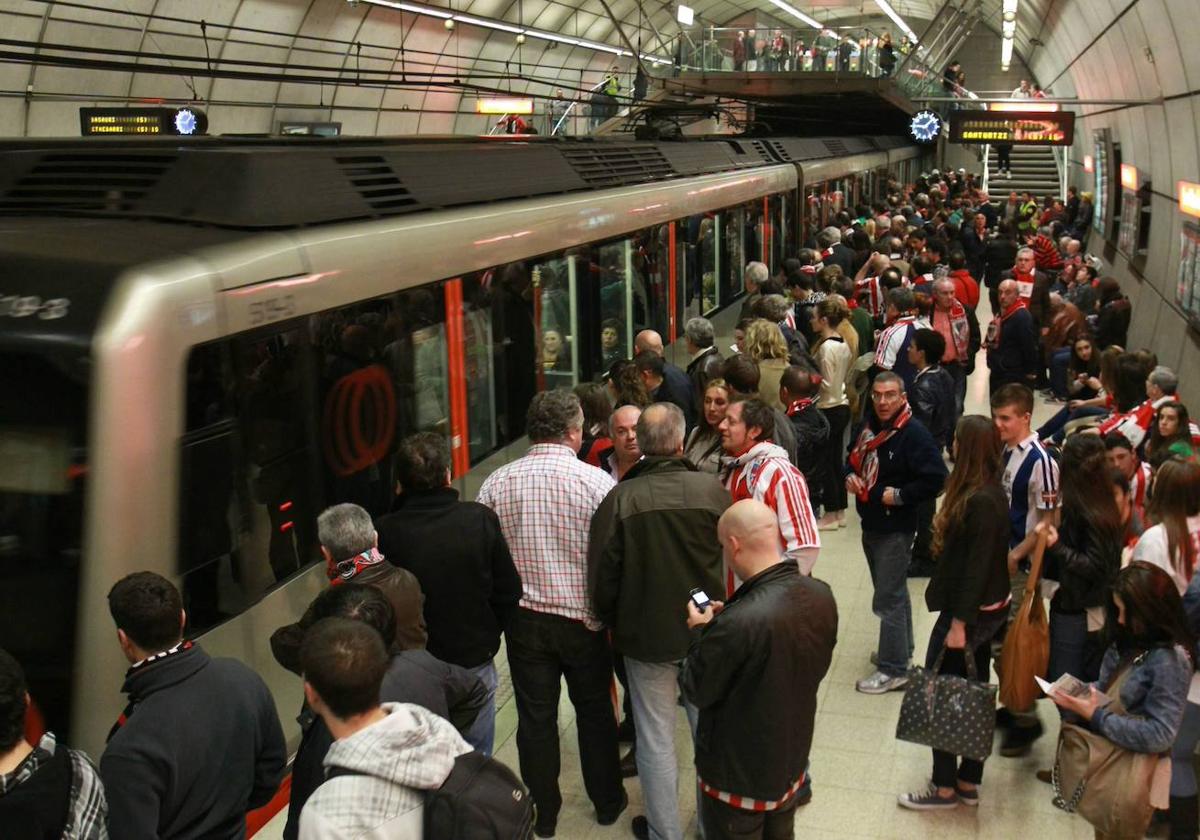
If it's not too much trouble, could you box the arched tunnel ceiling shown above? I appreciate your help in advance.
[0,0,1062,136]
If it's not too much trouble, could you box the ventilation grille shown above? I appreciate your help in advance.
[560,145,673,187]
[0,153,175,212]
[337,155,417,212]
[822,138,848,157]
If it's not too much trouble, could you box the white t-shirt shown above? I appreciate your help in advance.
[1133,516,1200,702]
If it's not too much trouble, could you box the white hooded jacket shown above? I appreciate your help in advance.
[299,703,473,840]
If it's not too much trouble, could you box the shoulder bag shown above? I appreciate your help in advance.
[896,644,998,762]
[1051,654,1167,839]
[998,528,1050,710]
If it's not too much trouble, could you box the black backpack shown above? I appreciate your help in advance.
[328,750,534,840]
[425,751,534,840]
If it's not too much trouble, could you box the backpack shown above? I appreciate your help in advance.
[426,751,534,840]
[328,751,534,840]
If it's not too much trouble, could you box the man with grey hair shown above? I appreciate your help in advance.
[1099,364,1185,450]
[589,403,729,840]
[477,389,626,836]
[1000,245,1051,330]
[817,226,855,274]
[270,502,427,675]
[739,261,770,322]
[684,316,723,405]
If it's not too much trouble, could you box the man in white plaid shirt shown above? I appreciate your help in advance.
[477,389,627,838]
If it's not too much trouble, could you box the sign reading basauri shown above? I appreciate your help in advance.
[79,107,208,137]
[949,110,1074,146]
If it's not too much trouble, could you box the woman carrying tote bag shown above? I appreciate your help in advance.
[1050,562,1194,839]
[897,415,1012,810]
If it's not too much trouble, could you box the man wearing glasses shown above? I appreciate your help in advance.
[846,373,947,694]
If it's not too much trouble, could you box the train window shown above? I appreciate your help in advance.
[594,241,636,373]
[720,208,745,307]
[635,225,671,342]
[699,215,719,315]
[178,329,321,635]
[460,272,500,463]
[0,350,88,741]
[535,255,579,391]
[768,194,786,272]
[482,262,538,440]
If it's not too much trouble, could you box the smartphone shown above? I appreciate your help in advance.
[689,587,712,613]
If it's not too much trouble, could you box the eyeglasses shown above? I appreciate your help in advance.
[871,391,903,401]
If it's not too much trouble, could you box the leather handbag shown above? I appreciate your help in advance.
[1051,658,1162,839]
[998,528,1050,710]
[896,644,998,762]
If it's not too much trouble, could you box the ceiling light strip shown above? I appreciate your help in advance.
[766,0,822,29]
[874,0,919,44]
[1000,0,1018,70]
[360,0,672,64]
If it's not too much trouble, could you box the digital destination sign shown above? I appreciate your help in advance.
[79,107,208,137]
[948,110,1074,146]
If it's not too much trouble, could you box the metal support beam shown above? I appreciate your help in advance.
[596,0,649,78]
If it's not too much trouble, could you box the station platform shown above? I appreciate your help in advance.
[257,294,1095,840]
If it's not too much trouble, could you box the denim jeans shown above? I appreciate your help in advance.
[462,659,497,755]
[1172,701,1200,797]
[1047,606,1105,723]
[699,793,798,840]
[925,608,1007,787]
[819,405,851,513]
[1048,348,1072,399]
[863,530,915,676]
[945,361,967,423]
[625,658,699,840]
[504,607,624,825]
[1037,405,1108,443]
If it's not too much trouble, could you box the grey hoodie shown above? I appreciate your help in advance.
[299,703,472,840]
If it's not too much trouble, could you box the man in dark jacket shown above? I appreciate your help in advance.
[906,329,956,578]
[635,350,696,432]
[817,226,856,275]
[680,499,837,839]
[375,432,521,755]
[683,316,723,411]
[846,373,948,694]
[271,503,427,675]
[986,279,1040,393]
[589,403,729,840]
[780,363,830,515]
[101,572,286,840]
[1000,247,1052,330]
[282,584,487,840]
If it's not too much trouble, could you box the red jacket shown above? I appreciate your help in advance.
[947,268,980,309]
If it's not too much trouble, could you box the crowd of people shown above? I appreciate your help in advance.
[4,167,1200,840]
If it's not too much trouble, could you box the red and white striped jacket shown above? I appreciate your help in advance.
[722,442,820,578]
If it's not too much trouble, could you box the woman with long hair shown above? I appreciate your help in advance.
[897,415,1010,810]
[1038,343,1121,443]
[684,379,732,474]
[1041,434,1124,691]
[743,318,790,410]
[810,297,853,530]
[1050,562,1193,839]
[1149,402,1198,463]
[1132,459,1200,836]
[606,358,651,409]
[575,381,613,467]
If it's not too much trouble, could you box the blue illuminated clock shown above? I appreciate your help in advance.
[173,107,198,135]
[909,110,942,143]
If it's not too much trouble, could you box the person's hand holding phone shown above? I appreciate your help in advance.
[686,595,724,629]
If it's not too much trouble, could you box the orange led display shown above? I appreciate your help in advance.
[1179,181,1200,218]
[1121,163,1139,191]
[476,97,534,115]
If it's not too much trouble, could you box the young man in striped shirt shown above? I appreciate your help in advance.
[991,384,1060,757]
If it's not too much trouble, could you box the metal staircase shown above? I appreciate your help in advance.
[986,144,1061,199]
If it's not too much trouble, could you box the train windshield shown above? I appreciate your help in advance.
[0,350,88,739]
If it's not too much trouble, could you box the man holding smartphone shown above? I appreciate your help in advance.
[681,500,838,840]
[589,403,730,840]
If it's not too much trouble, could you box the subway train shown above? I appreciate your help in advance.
[0,132,926,763]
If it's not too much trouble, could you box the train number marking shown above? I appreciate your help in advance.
[0,296,71,320]
[247,295,297,326]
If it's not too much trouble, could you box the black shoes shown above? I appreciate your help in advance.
[597,790,630,826]
[631,815,650,839]
[617,717,636,743]
[999,720,1045,757]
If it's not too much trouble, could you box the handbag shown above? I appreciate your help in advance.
[998,527,1050,710]
[1051,657,1163,838]
[896,643,998,762]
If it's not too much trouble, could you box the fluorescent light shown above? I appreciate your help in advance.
[357,0,672,65]
[1002,19,1016,36]
[677,4,694,25]
[766,0,822,29]
[1002,0,1019,13]
[874,0,919,44]
[476,97,534,114]
[1000,38,1013,69]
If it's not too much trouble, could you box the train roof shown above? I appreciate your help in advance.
[0,134,909,230]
